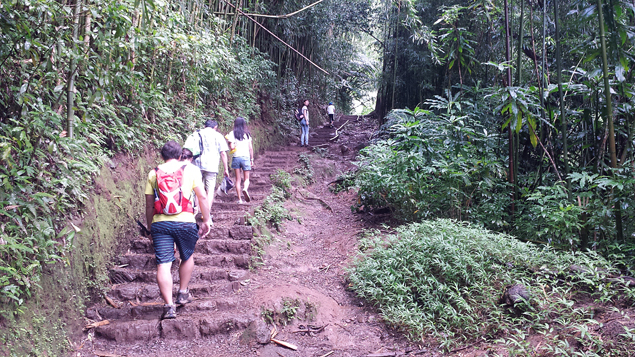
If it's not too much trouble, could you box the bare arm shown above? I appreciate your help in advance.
[194,185,211,236]
[220,151,229,177]
[145,194,155,233]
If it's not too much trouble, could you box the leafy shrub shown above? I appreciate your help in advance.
[248,187,293,268]
[248,187,292,231]
[348,219,623,349]
[270,169,293,199]
[293,154,315,185]
[355,102,508,226]
[0,0,276,315]
[329,170,357,194]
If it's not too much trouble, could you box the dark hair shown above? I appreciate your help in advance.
[233,117,250,141]
[160,141,182,160]
[181,148,193,160]
[204,120,218,128]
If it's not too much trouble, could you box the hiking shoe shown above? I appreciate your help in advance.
[162,304,176,319]
[175,290,191,305]
[242,189,251,203]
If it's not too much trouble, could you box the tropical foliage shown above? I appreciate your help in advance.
[355,0,635,259]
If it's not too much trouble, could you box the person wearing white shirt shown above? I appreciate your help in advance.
[196,120,229,213]
[327,102,335,128]
[300,99,310,147]
[226,117,254,203]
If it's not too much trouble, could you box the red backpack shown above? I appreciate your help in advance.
[153,165,194,215]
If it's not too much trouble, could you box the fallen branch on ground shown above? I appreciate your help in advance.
[292,324,327,335]
[296,189,333,211]
[329,120,350,141]
[84,320,110,330]
[105,295,121,308]
[271,338,298,350]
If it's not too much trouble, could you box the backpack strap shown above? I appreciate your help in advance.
[198,131,204,155]
[153,167,160,199]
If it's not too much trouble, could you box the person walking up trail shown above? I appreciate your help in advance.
[226,117,254,204]
[300,99,310,147]
[144,141,212,320]
[196,120,230,214]
[327,102,335,128]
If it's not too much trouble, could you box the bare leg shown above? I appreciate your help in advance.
[243,170,250,192]
[234,168,242,200]
[157,263,173,305]
[178,256,194,291]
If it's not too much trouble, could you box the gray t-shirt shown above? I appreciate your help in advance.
[197,127,229,172]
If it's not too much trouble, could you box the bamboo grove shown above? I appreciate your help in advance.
[0,0,374,314]
[360,0,635,260]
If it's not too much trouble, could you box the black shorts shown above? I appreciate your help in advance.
[329,114,334,122]
[151,221,199,264]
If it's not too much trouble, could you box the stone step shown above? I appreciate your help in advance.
[215,194,265,204]
[214,201,255,210]
[96,295,248,323]
[128,236,252,255]
[105,280,240,304]
[94,311,253,343]
[115,253,250,271]
[109,266,249,285]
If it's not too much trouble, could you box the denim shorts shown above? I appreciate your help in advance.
[151,221,199,264]
[231,156,251,171]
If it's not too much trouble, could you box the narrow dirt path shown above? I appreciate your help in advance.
[79,115,433,357]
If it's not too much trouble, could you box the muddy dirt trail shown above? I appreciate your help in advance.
[78,115,434,357]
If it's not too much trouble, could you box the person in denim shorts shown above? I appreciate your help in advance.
[145,141,212,319]
[225,117,254,204]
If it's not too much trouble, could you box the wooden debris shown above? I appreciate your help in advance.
[104,295,121,308]
[84,320,110,330]
[330,120,350,141]
[141,302,163,306]
[292,324,327,336]
[271,338,298,351]
[319,352,334,357]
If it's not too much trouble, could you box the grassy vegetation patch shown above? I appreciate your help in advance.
[348,219,634,353]
[248,171,294,268]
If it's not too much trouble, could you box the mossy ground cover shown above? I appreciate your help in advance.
[348,219,635,355]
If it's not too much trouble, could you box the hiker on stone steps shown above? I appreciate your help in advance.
[145,141,212,320]
[225,117,254,204]
[300,99,310,147]
[195,120,230,214]
[327,101,335,128]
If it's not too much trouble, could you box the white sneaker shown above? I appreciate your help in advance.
[238,199,244,204]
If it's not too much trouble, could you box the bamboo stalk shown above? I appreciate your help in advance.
[66,0,82,138]
[220,0,329,75]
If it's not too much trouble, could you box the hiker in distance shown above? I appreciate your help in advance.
[145,141,212,319]
[226,117,254,204]
[193,120,230,215]
[327,101,335,128]
[300,99,310,147]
